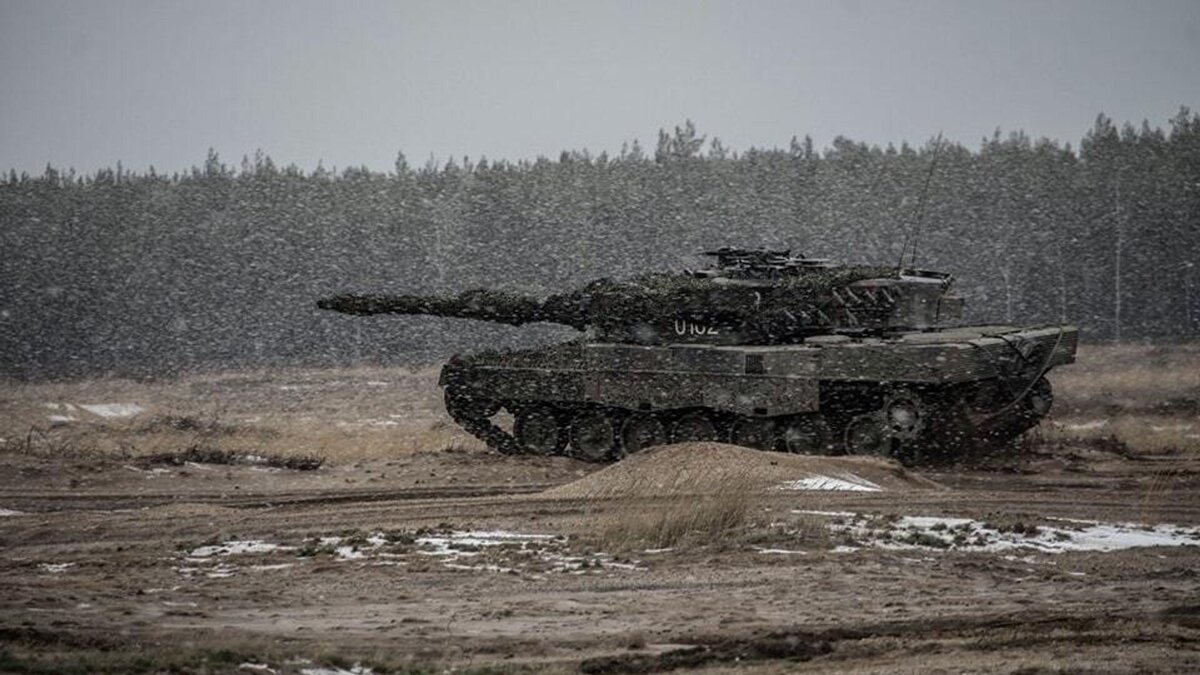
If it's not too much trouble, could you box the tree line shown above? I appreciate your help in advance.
[2,111,1198,380]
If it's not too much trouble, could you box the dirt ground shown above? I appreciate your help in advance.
[1,344,1199,674]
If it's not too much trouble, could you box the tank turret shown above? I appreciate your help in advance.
[317,248,964,344]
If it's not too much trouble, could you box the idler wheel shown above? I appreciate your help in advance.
[514,406,566,456]
[621,414,667,455]
[443,388,500,421]
[669,412,719,444]
[780,416,832,454]
[568,409,621,462]
[843,413,892,457]
[1024,377,1054,418]
[730,417,776,450]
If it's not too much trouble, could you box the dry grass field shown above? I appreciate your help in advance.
[0,364,481,465]
[1045,342,1200,453]
[0,343,1198,673]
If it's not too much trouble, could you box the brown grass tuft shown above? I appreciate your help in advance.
[588,465,761,552]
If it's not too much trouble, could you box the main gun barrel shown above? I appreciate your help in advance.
[317,290,588,330]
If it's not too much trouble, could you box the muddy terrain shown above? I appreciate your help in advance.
[1,344,1199,673]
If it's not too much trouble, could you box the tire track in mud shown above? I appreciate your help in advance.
[0,482,558,512]
[580,606,1200,673]
[6,486,1198,555]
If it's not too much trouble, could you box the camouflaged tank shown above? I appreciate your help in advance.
[318,248,1077,463]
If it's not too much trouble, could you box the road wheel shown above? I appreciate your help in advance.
[843,413,891,457]
[568,409,620,462]
[922,398,975,458]
[670,412,719,443]
[620,414,666,455]
[730,417,775,450]
[883,390,925,440]
[513,406,565,455]
[780,416,832,454]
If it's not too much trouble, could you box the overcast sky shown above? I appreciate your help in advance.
[2,0,1198,175]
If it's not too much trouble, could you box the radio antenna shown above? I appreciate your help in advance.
[896,132,944,271]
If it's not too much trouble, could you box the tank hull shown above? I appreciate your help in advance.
[439,325,1078,463]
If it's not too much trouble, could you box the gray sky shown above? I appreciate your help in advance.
[2,0,1198,175]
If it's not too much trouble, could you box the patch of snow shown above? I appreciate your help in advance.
[188,540,292,558]
[79,403,144,418]
[1150,423,1193,432]
[177,530,635,577]
[313,534,388,561]
[778,473,881,492]
[162,601,198,607]
[366,381,390,387]
[335,546,368,560]
[894,515,975,529]
[792,509,860,518]
[239,664,277,674]
[124,465,172,476]
[837,514,1200,554]
[1036,524,1200,552]
[416,530,557,556]
[756,548,807,555]
[46,415,77,423]
[1063,420,1108,431]
[300,664,372,675]
[39,562,75,574]
[0,508,24,516]
[206,564,238,578]
[643,547,674,554]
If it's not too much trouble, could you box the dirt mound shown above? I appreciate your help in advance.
[543,443,942,500]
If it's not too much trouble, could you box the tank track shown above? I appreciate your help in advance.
[444,388,522,456]
[442,377,1054,466]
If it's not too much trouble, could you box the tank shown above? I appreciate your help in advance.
[318,248,1077,463]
